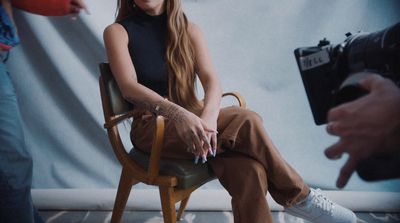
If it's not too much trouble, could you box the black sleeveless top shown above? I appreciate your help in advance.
[118,9,168,96]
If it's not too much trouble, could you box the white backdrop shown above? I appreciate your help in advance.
[7,0,400,201]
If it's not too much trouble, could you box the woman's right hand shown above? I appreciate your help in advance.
[173,109,214,157]
[154,99,213,158]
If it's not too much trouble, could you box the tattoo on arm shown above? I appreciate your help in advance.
[130,98,186,123]
[130,99,158,113]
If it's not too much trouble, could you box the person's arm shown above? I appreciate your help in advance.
[11,0,88,16]
[188,22,222,156]
[103,23,212,156]
[324,74,400,188]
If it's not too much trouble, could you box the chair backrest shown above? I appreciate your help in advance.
[99,62,138,167]
[99,63,132,120]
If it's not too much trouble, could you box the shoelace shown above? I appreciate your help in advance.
[311,189,335,216]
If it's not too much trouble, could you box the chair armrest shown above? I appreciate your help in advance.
[104,110,166,183]
[103,111,135,129]
[148,115,166,183]
[222,92,247,108]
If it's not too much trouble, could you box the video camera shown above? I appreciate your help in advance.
[294,22,400,125]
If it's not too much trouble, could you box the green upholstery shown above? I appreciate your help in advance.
[99,63,215,189]
[129,149,214,189]
[99,63,132,116]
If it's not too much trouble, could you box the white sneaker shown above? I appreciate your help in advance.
[285,188,357,223]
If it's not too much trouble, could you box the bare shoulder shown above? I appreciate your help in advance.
[103,23,128,41]
[188,22,204,40]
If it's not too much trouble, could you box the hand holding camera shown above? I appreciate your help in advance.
[294,22,400,187]
[294,22,400,125]
[324,74,400,188]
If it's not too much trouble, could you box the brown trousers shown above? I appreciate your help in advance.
[131,106,309,223]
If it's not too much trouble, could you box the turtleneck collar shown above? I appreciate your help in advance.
[133,6,167,21]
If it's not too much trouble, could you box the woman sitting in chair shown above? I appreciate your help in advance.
[103,0,356,222]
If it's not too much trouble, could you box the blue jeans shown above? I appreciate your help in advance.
[0,53,43,223]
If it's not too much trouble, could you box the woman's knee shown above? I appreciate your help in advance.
[235,108,263,123]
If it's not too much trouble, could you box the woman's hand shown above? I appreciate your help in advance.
[154,99,215,160]
[201,115,218,158]
[174,110,213,156]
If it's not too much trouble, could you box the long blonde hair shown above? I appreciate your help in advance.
[116,0,202,111]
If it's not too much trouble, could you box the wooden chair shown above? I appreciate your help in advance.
[98,63,246,223]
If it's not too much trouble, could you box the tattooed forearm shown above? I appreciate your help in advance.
[130,99,158,113]
[130,98,186,123]
[155,100,187,123]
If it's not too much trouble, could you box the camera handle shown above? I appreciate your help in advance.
[333,72,373,106]
[339,72,375,90]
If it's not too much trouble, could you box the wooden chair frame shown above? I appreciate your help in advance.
[99,63,246,223]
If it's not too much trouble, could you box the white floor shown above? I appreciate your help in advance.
[38,211,400,223]
[32,189,400,212]
[34,189,400,222]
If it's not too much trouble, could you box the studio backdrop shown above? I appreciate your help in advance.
[7,0,400,211]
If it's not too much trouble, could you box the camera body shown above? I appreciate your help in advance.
[294,22,400,125]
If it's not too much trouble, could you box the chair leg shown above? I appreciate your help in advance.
[159,186,177,223]
[111,168,137,223]
[176,196,190,221]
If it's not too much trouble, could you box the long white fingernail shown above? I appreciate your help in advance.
[202,155,207,163]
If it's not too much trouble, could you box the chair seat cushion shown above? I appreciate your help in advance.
[129,148,215,189]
